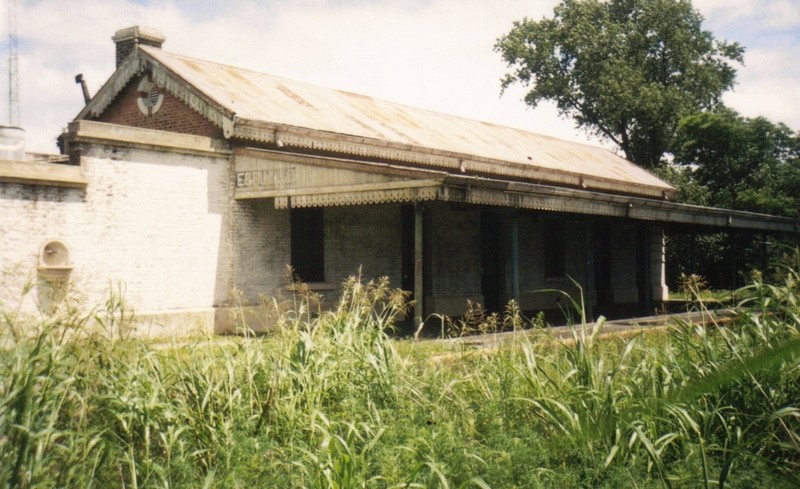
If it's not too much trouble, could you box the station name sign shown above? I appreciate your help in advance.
[234,154,298,191]
[235,167,296,189]
[233,150,401,201]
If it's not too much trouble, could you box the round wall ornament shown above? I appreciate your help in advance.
[137,76,164,115]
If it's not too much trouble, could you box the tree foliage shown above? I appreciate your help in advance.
[672,108,800,217]
[663,110,799,289]
[495,0,744,168]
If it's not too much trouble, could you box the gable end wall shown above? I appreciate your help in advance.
[95,77,223,139]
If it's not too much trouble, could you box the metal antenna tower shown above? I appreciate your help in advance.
[7,0,20,126]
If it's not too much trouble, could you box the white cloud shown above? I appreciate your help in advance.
[7,0,799,154]
[724,48,800,126]
[694,0,800,29]
[694,0,800,128]
[760,0,800,29]
[694,0,756,23]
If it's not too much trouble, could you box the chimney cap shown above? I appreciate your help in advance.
[112,26,166,46]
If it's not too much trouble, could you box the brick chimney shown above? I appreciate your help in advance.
[112,26,166,68]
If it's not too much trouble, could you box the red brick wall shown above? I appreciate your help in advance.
[96,76,224,139]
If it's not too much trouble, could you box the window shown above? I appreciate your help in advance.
[291,208,325,282]
[544,219,565,278]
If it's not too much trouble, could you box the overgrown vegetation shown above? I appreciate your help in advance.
[2,269,799,488]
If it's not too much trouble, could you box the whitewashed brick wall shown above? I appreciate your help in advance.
[324,204,402,289]
[0,145,230,323]
[230,198,291,303]
[230,203,405,308]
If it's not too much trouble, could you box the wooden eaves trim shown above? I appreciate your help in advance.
[253,150,798,233]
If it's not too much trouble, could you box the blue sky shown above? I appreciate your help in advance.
[3,0,799,153]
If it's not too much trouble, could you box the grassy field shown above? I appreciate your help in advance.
[1,273,799,488]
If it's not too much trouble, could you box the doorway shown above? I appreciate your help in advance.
[593,221,613,317]
[481,212,505,313]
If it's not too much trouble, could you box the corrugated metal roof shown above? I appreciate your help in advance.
[140,46,674,194]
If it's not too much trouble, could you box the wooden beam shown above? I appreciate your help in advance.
[238,178,444,200]
[64,120,230,157]
[0,159,87,188]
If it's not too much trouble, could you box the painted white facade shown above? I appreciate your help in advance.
[1,133,231,336]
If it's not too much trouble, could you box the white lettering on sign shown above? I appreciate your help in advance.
[236,167,296,188]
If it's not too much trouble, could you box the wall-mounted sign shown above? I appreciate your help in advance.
[235,167,296,189]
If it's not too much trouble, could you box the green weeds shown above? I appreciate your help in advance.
[1,269,799,488]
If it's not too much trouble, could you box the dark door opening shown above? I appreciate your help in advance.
[636,225,650,312]
[481,212,505,313]
[290,207,325,282]
[593,222,613,317]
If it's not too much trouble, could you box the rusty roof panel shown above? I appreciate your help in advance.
[141,46,673,194]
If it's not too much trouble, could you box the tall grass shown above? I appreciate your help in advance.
[1,267,799,487]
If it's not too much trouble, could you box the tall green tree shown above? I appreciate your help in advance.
[672,109,800,217]
[495,0,744,168]
[665,109,799,289]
